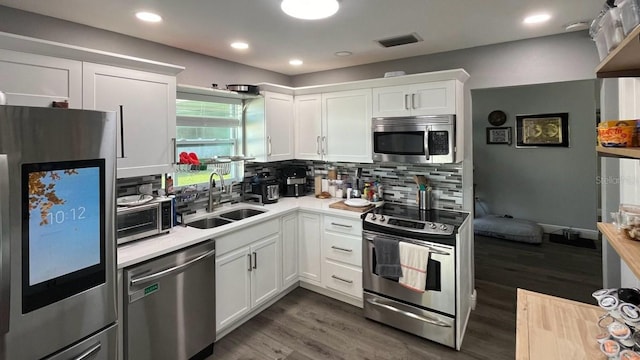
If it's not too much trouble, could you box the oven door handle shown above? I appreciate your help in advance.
[366,298,452,328]
[365,234,451,256]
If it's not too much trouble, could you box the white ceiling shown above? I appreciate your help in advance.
[0,0,602,76]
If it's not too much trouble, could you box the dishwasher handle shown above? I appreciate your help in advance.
[130,248,216,287]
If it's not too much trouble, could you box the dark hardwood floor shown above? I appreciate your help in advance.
[211,234,602,359]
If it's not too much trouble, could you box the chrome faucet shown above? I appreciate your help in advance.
[207,171,225,212]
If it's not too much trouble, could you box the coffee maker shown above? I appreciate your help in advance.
[251,172,279,204]
[281,166,307,197]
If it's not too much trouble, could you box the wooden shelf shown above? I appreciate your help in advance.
[597,146,640,159]
[598,222,640,279]
[516,289,602,360]
[596,25,640,78]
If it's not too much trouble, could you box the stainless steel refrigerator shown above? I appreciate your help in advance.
[0,105,117,359]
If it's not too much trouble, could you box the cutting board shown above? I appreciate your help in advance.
[329,200,374,212]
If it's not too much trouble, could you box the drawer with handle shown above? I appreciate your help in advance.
[323,259,362,299]
[324,215,362,235]
[323,231,361,266]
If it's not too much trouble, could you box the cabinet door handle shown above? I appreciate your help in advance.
[316,136,321,155]
[404,94,410,110]
[331,245,353,253]
[412,93,418,109]
[331,275,353,284]
[171,137,177,164]
[267,136,272,156]
[247,254,252,272]
[331,222,352,228]
[321,136,327,156]
[252,251,257,269]
[119,105,125,158]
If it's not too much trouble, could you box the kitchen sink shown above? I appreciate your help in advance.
[187,217,234,229]
[218,208,266,221]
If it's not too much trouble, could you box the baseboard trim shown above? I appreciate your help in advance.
[538,223,599,240]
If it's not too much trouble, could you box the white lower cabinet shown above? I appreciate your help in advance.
[298,212,322,284]
[322,215,363,300]
[215,219,281,332]
[281,212,299,288]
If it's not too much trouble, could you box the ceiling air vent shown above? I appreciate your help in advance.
[376,33,423,48]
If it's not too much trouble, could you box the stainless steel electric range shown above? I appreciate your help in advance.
[362,203,468,349]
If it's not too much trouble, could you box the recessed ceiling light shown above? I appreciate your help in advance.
[135,11,162,23]
[289,59,303,66]
[231,42,249,50]
[281,0,339,20]
[335,51,353,57]
[523,13,551,24]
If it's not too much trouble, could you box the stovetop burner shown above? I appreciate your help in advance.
[362,203,468,241]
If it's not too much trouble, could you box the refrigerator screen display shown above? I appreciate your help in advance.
[27,166,101,285]
[21,159,106,313]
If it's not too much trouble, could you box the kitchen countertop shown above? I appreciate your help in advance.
[516,289,603,360]
[117,195,372,269]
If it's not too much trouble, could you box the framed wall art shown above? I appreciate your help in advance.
[486,127,512,145]
[516,113,569,147]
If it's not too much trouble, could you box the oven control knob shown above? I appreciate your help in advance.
[440,224,448,231]
[371,213,377,220]
[380,215,385,221]
[429,223,436,229]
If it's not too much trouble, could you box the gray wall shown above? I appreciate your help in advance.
[472,80,598,230]
[292,31,599,90]
[0,6,291,87]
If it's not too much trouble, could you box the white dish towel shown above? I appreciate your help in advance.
[399,242,430,293]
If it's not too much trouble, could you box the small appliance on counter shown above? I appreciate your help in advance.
[251,171,279,204]
[280,166,307,197]
[116,196,173,245]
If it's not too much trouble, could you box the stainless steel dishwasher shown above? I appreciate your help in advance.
[124,240,216,360]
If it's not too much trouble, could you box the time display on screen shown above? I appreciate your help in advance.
[45,207,86,224]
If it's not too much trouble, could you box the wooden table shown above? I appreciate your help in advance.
[516,289,605,360]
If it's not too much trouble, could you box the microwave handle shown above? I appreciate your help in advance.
[424,126,430,158]
[404,94,409,110]
[0,155,9,334]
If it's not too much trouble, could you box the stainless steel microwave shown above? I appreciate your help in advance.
[372,115,456,164]
[116,197,173,245]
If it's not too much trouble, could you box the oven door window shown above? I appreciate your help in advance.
[117,208,158,239]
[373,131,425,155]
[21,159,106,313]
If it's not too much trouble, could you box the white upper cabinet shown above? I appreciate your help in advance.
[245,91,294,162]
[372,80,456,117]
[0,49,82,108]
[82,62,177,179]
[294,94,323,160]
[322,89,372,163]
[293,89,372,163]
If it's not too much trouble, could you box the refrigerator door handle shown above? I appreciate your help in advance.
[71,342,102,360]
[119,105,125,158]
[0,154,10,334]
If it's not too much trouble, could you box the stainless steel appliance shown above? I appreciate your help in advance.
[124,240,216,360]
[362,204,467,349]
[117,197,173,245]
[0,105,117,359]
[281,166,307,197]
[372,115,456,164]
[251,171,279,204]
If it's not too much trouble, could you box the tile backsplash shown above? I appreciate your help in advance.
[118,161,463,213]
[246,160,463,210]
